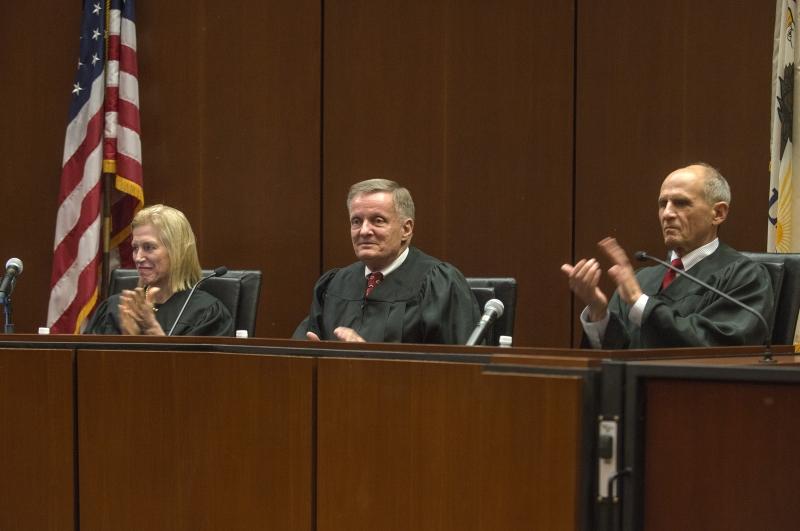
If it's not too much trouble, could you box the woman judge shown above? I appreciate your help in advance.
[85,204,234,336]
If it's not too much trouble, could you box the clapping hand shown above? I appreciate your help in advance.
[118,287,165,336]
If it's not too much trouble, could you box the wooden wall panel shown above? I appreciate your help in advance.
[643,379,800,530]
[574,2,774,344]
[323,0,575,346]
[78,350,313,531]
[317,358,584,531]
[0,4,80,332]
[137,1,321,337]
[323,0,450,268]
[0,349,75,531]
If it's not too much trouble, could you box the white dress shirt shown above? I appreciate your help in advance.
[581,238,720,348]
[364,246,410,278]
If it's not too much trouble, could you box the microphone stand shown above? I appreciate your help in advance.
[3,295,13,334]
[167,267,227,336]
[635,251,775,364]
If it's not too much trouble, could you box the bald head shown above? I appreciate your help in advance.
[684,162,731,206]
[658,163,730,255]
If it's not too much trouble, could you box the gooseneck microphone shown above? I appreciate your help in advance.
[466,298,505,346]
[0,258,23,304]
[635,251,774,363]
[167,267,228,336]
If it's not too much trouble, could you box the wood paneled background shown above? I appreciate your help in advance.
[0,1,773,346]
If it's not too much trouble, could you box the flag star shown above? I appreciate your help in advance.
[91,53,100,66]
[92,3,101,15]
[72,82,83,95]
[77,59,84,69]
[92,28,101,40]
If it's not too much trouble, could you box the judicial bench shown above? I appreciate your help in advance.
[1,335,798,531]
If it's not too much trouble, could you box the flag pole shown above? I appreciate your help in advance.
[100,0,112,301]
[101,173,112,300]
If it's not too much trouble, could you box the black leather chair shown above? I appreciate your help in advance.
[109,269,263,336]
[741,252,800,345]
[466,277,517,346]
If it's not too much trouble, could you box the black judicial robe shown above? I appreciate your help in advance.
[293,246,481,344]
[85,289,234,336]
[599,242,774,349]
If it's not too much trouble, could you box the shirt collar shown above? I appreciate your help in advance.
[668,238,719,271]
[365,247,410,278]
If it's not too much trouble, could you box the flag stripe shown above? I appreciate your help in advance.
[52,176,103,280]
[57,111,104,205]
[107,35,121,61]
[119,71,140,107]
[54,136,103,249]
[106,60,120,87]
[120,45,138,77]
[62,74,105,166]
[118,99,141,134]
[117,127,142,164]
[108,7,121,37]
[48,213,102,329]
[121,17,137,50]
[49,245,101,333]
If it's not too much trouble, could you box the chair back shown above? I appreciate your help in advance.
[465,277,517,346]
[741,252,800,345]
[108,269,263,336]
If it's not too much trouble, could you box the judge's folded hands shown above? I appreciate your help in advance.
[306,326,366,342]
[118,286,165,336]
[560,237,644,322]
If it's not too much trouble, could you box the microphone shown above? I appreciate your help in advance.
[635,251,774,363]
[167,267,227,336]
[0,258,23,304]
[466,298,505,346]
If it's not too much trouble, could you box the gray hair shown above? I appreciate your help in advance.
[346,179,415,220]
[691,162,731,205]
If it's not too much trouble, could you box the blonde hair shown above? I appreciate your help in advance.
[131,204,201,292]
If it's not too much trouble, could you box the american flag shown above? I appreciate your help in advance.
[48,0,143,334]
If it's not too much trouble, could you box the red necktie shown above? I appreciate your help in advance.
[365,271,383,297]
[660,258,684,291]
